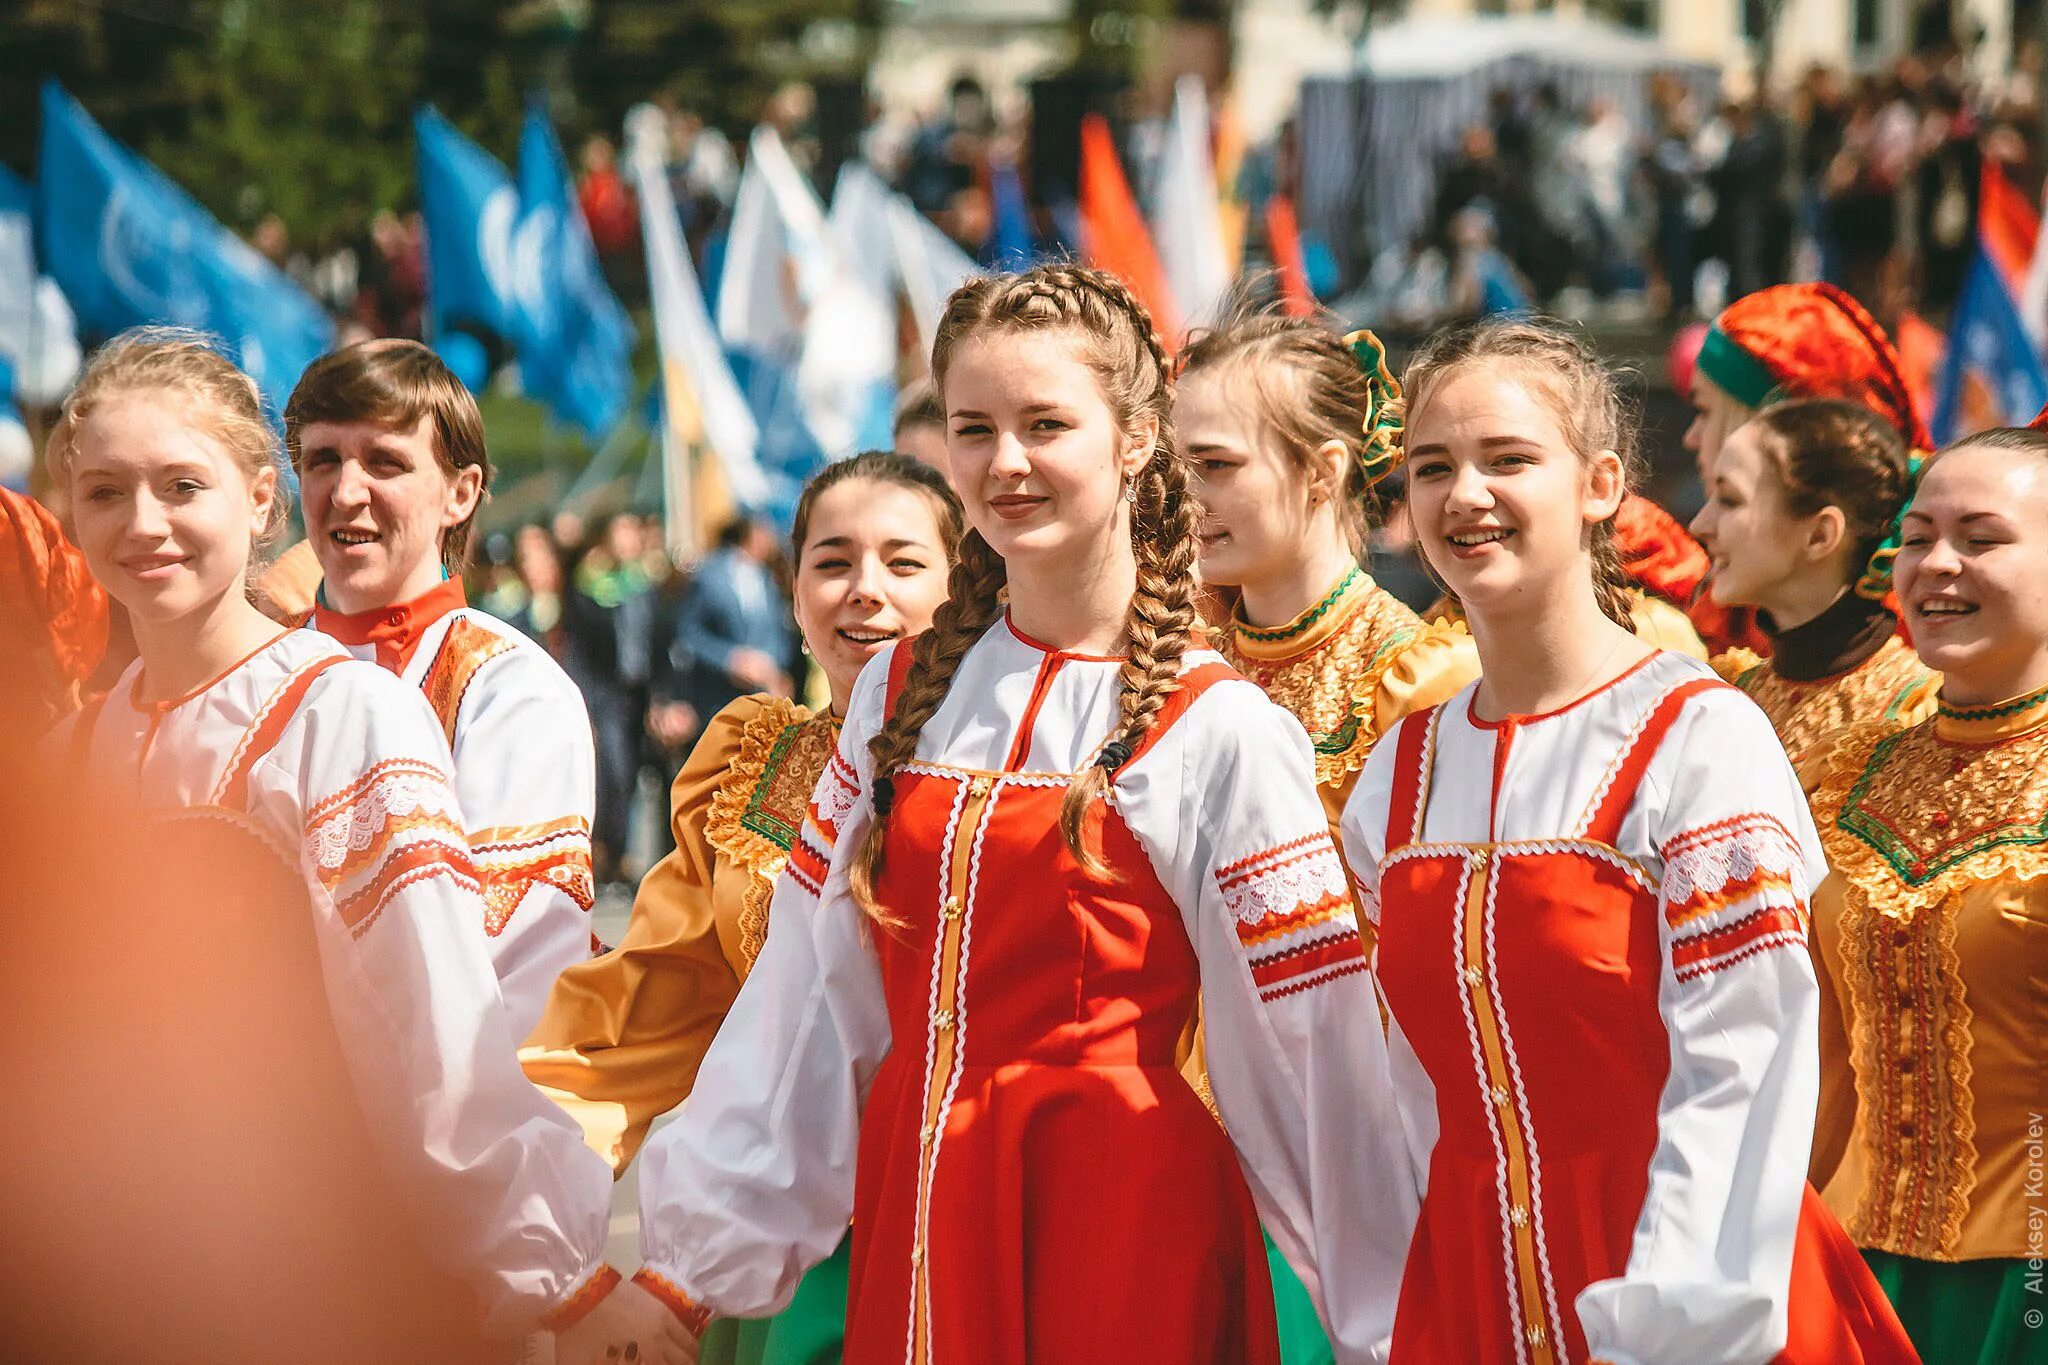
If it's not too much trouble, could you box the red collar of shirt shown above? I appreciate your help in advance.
[313,577,467,673]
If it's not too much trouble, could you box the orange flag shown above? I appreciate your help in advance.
[1980,163,2040,290]
[1893,308,1943,433]
[1078,113,1181,342]
[1265,194,1314,317]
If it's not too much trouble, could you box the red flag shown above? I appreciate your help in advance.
[1077,113,1181,343]
[1893,309,1944,434]
[1265,194,1314,317]
[1979,163,2040,291]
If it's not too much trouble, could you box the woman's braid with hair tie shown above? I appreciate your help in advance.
[851,263,1194,907]
[847,529,1008,920]
[1052,269,1196,876]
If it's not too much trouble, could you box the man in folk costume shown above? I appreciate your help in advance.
[289,338,598,1036]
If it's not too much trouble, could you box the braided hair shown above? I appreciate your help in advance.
[847,264,1194,916]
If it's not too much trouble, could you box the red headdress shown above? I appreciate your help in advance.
[1699,282,1932,450]
[1,486,111,720]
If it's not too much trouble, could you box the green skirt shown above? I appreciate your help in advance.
[1864,1249,2048,1365]
[697,1233,850,1365]
[1266,1230,1335,1365]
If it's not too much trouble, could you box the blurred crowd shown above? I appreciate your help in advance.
[465,507,795,889]
[1370,39,2046,332]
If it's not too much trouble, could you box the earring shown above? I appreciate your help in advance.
[1123,472,1137,505]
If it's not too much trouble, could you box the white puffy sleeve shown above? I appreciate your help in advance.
[1341,717,1439,1211]
[448,641,598,1039]
[1575,690,1829,1365]
[631,651,893,1327]
[1117,680,1417,1365]
[258,666,614,1337]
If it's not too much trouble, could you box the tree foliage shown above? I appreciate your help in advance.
[1,0,893,245]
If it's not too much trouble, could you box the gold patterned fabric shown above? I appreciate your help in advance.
[1807,688,2048,1261]
[1430,589,1708,664]
[1222,563,1478,831]
[519,694,840,1171]
[1718,633,1938,778]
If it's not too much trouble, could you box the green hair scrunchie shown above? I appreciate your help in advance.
[1343,328,1404,487]
[1855,451,1929,601]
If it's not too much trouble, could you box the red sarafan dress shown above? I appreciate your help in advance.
[1343,652,1916,1365]
[634,618,1417,1364]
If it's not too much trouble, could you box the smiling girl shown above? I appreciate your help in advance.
[1681,282,1926,657]
[48,329,648,1358]
[1690,398,1938,771]
[1179,309,1476,849]
[521,450,961,1365]
[622,265,1411,1364]
[1341,318,1912,1364]
[1176,309,1477,1365]
[1805,426,2048,1365]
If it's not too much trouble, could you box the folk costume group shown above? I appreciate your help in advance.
[23,262,2048,1365]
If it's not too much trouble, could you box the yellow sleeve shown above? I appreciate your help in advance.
[1372,619,1480,737]
[1710,647,1765,685]
[1888,667,1942,732]
[1630,592,1710,660]
[518,698,763,1172]
[1807,876,1857,1192]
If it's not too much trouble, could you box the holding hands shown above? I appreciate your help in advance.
[555,1280,700,1365]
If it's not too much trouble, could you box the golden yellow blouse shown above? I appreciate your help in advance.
[1806,686,2048,1262]
[1429,588,1707,665]
[519,694,840,1171]
[1222,563,1478,834]
[1714,633,1938,778]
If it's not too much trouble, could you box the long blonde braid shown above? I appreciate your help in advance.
[848,264,1194,914]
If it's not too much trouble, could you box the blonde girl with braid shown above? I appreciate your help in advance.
[625,265,1415,1364]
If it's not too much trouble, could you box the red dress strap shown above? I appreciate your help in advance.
[1382,704,1440,855]
[882,637,921,724]
[216,657,347,813]
[1579,677,1729,846]
[1117,662,1241,770]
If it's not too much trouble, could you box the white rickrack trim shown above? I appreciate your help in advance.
[1490,865,1566,1358]
[1409,702,1447,846]
[906,772,971,1364]
[1570,678,1700,839]
[898,759,1075,788]
[1450,855,1530,1365]
[208,659,322,806]
[1673,928,1807,982]
[158,806,302,874]
[1382,840,1657,895]
[305,770,463,872]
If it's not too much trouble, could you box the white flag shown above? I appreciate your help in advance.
[626,105,767,518]
[725,126,896,459]
[0,186,82,407]
[1150,75,1232,331]
[2023,184,2048,352]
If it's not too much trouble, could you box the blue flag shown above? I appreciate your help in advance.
[36,81,332,414]
[988,155,1036,268]
[415,104,633,439]
[1932,248,2048,443]
[514,102,633,440]
[415,106,524,345]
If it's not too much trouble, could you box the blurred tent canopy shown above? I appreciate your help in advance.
[1297,14,1720,286]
